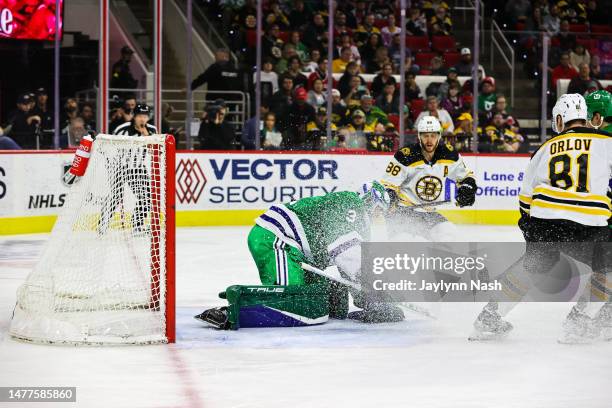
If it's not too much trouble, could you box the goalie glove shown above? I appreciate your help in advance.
[456,177,477,207]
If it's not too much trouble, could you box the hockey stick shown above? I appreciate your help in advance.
[405,199,452,210]
[301,263,436,319]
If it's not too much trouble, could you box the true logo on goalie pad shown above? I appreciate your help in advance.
[416,176,443,201]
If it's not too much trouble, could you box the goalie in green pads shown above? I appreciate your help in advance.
[195,181,402,330]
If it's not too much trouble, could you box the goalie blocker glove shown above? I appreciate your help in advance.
[456,177,477,207]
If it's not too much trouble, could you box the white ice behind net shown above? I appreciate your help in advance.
[10,135,168,345]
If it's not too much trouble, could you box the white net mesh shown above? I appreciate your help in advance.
[10,135,171,345]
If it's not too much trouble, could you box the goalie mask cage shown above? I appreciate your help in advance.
[10,134,176,345]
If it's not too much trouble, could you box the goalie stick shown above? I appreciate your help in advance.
[300,263,436,319]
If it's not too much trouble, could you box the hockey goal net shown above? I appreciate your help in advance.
[10,134,176,345]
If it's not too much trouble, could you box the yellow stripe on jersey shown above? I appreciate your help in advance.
[436,159,457,165]
[518,194,532,204]
[531,200,612,217]
[533,186,611,206]
[408,160,425,167]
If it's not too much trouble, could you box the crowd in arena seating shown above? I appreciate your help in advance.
[186,0,528,153]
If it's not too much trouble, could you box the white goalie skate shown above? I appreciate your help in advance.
[558,306,600,344]
[469,304,513,341]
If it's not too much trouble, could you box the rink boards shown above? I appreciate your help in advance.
[0,150,528,234]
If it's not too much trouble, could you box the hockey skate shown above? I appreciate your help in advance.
[469,304,513,341]
[595,303,612,341]
[348,302,405,323]
[194,307,230,330]
[558,306,600,344]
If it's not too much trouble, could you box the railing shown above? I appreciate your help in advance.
[75,88,250,148]
[490,20,515,107]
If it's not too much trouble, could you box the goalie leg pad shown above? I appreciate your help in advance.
[221,284,330,330]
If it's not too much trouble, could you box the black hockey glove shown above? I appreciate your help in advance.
[518,209,532,241]
[456,178,477,207]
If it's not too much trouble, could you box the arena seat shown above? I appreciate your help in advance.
[431,35,456,53]
[443,52,461,68]
[246,29,257,47]
[388,114,400,129]
[410,98,425,120]
[569,24,587,33]
[406,36,430,52]
[415,52,436,68]
[374,19,387,29]
[277,31,290,43]
[576,38,599,53]
[591,24,612,34]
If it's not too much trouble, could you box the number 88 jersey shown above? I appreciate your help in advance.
[519,127,612,226]
[380,143,475,206]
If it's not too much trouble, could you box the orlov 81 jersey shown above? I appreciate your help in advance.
[519,127,612,226]
[380,143,474,206]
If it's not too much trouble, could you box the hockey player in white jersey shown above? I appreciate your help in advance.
[380,115,477,241]
[472,93,612,342]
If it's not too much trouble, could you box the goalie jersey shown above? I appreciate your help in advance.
[380,143,474,206]
[519,127,612,226]
[255,192,370,270]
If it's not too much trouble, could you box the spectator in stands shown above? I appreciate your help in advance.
[288,0,310,30]
[568,63,602,95]
[279,87,316,149]
[376,82,400,115]
[371,63,397,98]
[570,43,590,71]
[336,32,361,66]
[422,1,450,19]
[586,0,609,26]
[307,57,329,90]
[331,89,349,126]
[30,88,53,132]
[288,31,309,63]
[284,56,308,89]
[0,134,21,149]
[478,77,497,121]
[269,75,294,116]
[306,106,337,151]
[242,103,269,149]
[357,94,388,127]
[405,72,422,101]
[61,117,87,148]
[344,109,374,150]
[406,7,427,36]
[304,49,322,73]
[81,102,96,132]
[389,34,408,69]
[551,52,579,90]
[3,94,41,149]
[483,113,523,153]
[267,1,290,30]
[303,13,327,49]
[262,24,284,63]
[255,58,279,101]
[344,76,369,107]
[359,33,384,71]
[590,55,603,80]
[349,0,369,29]
[441,81,464,120]
[123,96,137,114]
[261,112,283,150]
[334,11,353,38]
[62,97,80,129]
[452,112,474,152]
[430,56,448,76]
[307,79,327,108]
[430,6,453,34]
[504,0,532,26]
[355,14,381,46]
[555,20,576,52]
[542,4,561,35]
[367,47,392,74]
[332,46,354,74]
[191,48,240,98]
[381,14,401,47]
[454,48,473,76]
[437,67,459,99]
[416,96,454,134]
[198,103,236,150]
[338,62,365,97]
[275,43,297,74]
[111,46,138,90]
[557,0,587,24]
[371,0,394,19]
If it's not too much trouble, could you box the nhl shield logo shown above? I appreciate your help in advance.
[61,161,74,187]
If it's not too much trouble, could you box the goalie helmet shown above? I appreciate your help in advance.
[358,180,390,212]
[551,93,587,133]
[585,90,612,123]
[417,115,442,135]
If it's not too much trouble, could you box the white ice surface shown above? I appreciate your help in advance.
[1,226,611,408]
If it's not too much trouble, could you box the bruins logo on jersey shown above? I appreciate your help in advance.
[400,147,411,155]
[415,176,443,201]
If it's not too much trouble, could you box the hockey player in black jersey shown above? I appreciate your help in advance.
[472,93,612,343]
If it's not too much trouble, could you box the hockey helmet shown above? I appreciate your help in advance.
[133,104,151,116]
[358,180,390,213]
[551,93,587,133]
[417,115,442,135]
[585,90,612,125]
